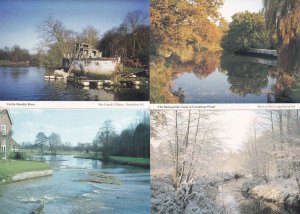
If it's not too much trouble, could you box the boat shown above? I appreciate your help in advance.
[62,43,122,77]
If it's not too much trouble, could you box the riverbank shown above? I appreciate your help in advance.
[0,60,30,66]
[20,149,81,157]
[74,153,150,168]
[0,160,52,183]
[242,177,300,211]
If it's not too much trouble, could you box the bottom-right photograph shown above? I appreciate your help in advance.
[151,109,300,214]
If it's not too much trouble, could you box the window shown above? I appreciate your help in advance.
[1,125,6,135]
[1,145,5,153]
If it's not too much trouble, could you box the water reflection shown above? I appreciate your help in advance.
[220,55,274,96]
[217,179,296,214]
[0,66,149,101]
[172,54,294,103]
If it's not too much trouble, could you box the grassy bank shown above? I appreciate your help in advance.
[19,149,80,157]
[0,160,51,182]
[74,153,150,168]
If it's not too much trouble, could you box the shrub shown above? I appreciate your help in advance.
[8,152,27,160]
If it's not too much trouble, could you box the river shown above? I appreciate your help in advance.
[172,54,283,103]
[217,178,298,214]
[0,155,150,214]
[0,66,148,101]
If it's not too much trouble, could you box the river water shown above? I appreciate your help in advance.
[217,179,298,214]
[172,54,281,103]
[0,66,148,101]
[0,155,150,214]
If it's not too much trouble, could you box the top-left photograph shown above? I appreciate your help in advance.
[0,0,149,101]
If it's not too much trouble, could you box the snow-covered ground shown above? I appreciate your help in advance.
[242,177,300,209]
[151,175,228,214]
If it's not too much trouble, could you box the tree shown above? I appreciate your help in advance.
[151,0,224,61]
[263,0,300,71]
[98,11,149,65]
[48,133,61,156]
[35,132,48,154]
[150,0,224,103]
[79,26,100,49]
[221,11,269,52]
[151,110,219,190]
[93,120,115,161]
[36,16,76,67]
[124,10,147,57]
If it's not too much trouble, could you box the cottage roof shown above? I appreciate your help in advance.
[0,109,13,125]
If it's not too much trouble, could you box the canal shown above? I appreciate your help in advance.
[0,155,150,214]
[0,66,148,101]
[172,54,282,103]
[216,178,298,214]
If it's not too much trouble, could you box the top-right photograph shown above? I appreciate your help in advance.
[150,0,300,103]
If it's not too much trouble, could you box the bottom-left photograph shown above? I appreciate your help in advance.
[0,108,150,214]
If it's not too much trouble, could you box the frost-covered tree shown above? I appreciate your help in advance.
[244,110,300,189]
[151,110,220,190]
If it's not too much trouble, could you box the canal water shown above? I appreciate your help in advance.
[217,179,298,214]
[172,54,280,103]
[0,155,150,214]
[0,66,148,101]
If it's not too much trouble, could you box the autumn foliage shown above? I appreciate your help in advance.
[150,0,224,102]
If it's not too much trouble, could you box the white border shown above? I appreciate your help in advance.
[0,101,149,109]
[150,104,300,110]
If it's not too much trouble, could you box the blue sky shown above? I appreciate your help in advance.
[0,0,149,53]
[9,109,148,146]
[220,0,263,22]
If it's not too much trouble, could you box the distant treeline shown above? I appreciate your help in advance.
[91,116,150,160]
[34,10,149,68]
[20,112,150,159]
[0,45,39,65]
[99,11,149,66]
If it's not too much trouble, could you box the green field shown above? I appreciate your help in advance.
[0,160,51,181]
[74,153,150,168]
[110,156,150,166]
[19,149,80,156]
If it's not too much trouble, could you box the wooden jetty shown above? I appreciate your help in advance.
[66,73,148,88]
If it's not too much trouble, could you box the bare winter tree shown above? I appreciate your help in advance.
[124,10,148,57]
[78,26,100,49]
[36,15,77,66]
[245,110,300,189]
[151,110,220,190]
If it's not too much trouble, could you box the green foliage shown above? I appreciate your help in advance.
[35,132,48,154]
[92,114,150,159]
[221,11,269,52]
[8,152,27,160]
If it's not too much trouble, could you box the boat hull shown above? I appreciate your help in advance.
[62,58,121,76]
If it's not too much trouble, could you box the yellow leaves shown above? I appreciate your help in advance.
[151,0,223,61]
